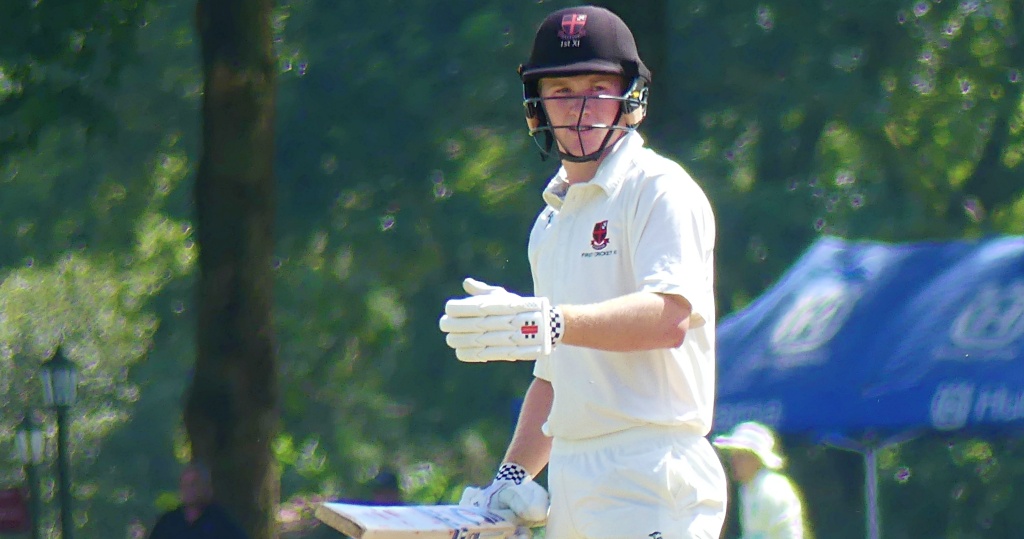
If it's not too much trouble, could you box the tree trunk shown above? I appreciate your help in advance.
[186,1,279,539]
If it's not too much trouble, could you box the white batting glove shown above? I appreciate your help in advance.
[460,463,549,533]
[439,278,564,362]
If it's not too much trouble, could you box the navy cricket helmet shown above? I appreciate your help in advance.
[518,5,651,162]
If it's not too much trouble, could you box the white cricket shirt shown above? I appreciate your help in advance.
[738,469,805,539]
[529,131,717,441]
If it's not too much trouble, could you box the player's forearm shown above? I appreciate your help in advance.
[503,378,553,477]
[559,291,692,352]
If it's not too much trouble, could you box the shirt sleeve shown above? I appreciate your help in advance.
[629,172,715,320]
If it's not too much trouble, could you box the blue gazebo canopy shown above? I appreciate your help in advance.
[714,235,1024,439]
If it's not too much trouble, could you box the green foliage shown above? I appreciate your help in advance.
[871,435,1024,539]
[1,0,1023,537]
[0,0,149,156]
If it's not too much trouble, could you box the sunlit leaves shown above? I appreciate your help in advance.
[365,287,406,334]
[815,122,866,189]
[448,128,528,205]
[403,461,455,504]
[273,433,329,479]
[989,195,1024,230]
[133,214,194,277]
[0,10,197,522]
[872,436,1024,537]
[0,254,158,477]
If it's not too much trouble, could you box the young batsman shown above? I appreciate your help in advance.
[440,5,726,538]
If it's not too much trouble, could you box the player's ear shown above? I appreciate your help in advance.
[621,80,648,127]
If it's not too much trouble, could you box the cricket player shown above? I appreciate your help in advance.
[439,5,726,538]
[713,422,806,539]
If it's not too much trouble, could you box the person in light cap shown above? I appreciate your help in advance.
[440,4,725,539]
[713,422,807,539]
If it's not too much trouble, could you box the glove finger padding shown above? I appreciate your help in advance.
[441,310,548,343]
[462,277,507,296]
[445,294,549,318]
[446,329,541,348]
[493,481,549,527]
[459,482,549,529]
[459,486,486,507]
[439,311,547,334]
[460,486,518,523]
[455,345,546,362]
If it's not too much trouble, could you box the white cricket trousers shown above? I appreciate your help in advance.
[545,425,727,539]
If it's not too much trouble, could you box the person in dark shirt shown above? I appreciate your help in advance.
[369,469,402,504]
[148,462,250,539]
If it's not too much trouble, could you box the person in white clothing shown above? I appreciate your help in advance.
[439,5,726,538]
[713,422,806,539]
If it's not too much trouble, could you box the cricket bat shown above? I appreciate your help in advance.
[315,501,518,539]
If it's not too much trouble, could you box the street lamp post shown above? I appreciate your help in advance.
[40,347,78,539]
[15,411,44,539]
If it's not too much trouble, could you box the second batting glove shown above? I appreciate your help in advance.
[460,462,549,535]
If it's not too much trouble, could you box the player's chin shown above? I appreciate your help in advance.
[555,131,610,157]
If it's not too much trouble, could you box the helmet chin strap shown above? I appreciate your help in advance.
[556,122,625,163]
[530,122,634,163]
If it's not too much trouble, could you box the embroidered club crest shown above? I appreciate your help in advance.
[591,220,609,250]
[559,13,588,40]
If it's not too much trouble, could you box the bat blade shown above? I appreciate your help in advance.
[315,502,517,539]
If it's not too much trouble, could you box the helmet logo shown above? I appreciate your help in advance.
[559,14,588,44]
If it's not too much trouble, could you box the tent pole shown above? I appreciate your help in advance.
[866,448,880,539]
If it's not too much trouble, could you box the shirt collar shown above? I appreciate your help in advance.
[541,131,645,209]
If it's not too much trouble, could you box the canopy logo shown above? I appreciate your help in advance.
[931,382,1024,430]
[974,386,1024,423]
[771,283,856,356]
[949,281,1024,352]
[930,382,974,431]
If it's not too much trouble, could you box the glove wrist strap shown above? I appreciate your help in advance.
[549,306,564,350]
[495,462,530,485]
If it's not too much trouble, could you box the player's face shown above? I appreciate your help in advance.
[538,74,627,158]
[727,450,763,484]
